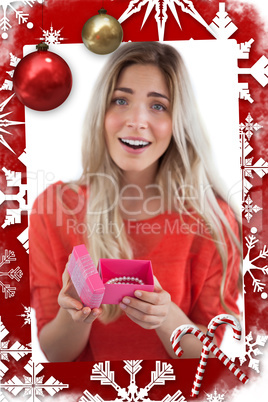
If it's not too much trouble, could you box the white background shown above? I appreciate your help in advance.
[25,40,241,210]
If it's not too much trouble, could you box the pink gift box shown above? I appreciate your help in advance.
[100,259,154,304]
[67,245,105,308]
[68,245,154,307]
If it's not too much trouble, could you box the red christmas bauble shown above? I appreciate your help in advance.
[13,43,72,111]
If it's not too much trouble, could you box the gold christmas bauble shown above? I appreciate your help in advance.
[82,8,123,55]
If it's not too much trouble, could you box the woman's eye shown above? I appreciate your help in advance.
[152,104,166,111]
[113,98,127,106]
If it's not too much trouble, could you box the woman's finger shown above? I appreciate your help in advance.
[133,289,171,306]
[58,291,83,311]
[66,306,102,324]
[120,296,167,316]
[122,307,163,329]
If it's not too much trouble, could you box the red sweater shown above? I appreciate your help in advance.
[29,181,240,361]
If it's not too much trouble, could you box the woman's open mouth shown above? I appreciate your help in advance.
[119,138,151,150]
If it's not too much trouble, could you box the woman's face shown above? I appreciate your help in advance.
[104,63,173,177]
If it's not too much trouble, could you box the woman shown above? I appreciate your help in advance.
[29,41,241,362]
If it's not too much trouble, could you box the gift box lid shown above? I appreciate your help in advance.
[67,245,105,308]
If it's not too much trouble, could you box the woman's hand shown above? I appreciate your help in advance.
[119,275,212,359]
[119,276,171,329]
[39,259,102,362]
[58,263,102,325]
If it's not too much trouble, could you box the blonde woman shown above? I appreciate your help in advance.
[29,41,241,362]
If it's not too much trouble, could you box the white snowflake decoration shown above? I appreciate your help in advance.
[242,195,262,223]
[40,23,65,44]
[239,331,268,373]
[119,0,215,42]
[204,390,225,402]
[240,113,267,204]
[17,226,29,253]
[18,305,32,326]
[244,227,268,297]
[0,167,29,229]
[205,3,268,101]
[80,360,186,402]
[209,2,237,39]
[0,94,25,154]
[237,38,254,60]
[240,113,262,141]
[0,316,31,380]
[0,0,40,40]
[238,83,253,103]
[0,52,21,91]
[0,265,23,283]
[0,249,16,267]
[18,148,28,166]
[0,357,69,401]
[0,281,16,298]
[237,40,255,101]
[239,55,268,88]
[0,249,23,299]
[0,249,22,281]
[119,2,266,104]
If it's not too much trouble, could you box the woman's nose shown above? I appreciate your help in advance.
[126,105,148,129]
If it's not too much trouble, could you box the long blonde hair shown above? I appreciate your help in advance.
[77,42,242,322]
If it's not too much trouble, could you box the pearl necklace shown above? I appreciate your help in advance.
[106,276,144,285]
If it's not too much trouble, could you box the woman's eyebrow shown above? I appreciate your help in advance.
[148,91,170,101]
[114,88,170,101]
[114,87,133,94]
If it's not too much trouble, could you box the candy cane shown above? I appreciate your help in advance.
[190,314,242,398]
[171,324,249,390]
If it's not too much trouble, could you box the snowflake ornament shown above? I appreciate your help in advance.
[119,0,215,41]
[0,53,21,91]
[120,2,267,104]
[80,360,186,402]
[0,357,69,401]
[0,280,16,298]
[0,249,23,299]
[237,38,254,60]
[242,195,262,223]
[0,317,31,380]
[239,55,268,88]
[240,113,263,141]
[240,113,267,203]
[0,0,41,40]
[0,249,16,267]
[208,2,237,39]
[17,226,29,254]
[204,390,225,402]
[0,167,29,229]
[0,94,24,154]
[18,305,32,326]
[207,3,268,99]
[18,148,28,166]
[40,23,65,44]
[237,39,255,103]
[239,331,268,373]
[244,227,268,297]
[238,83,253,104]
